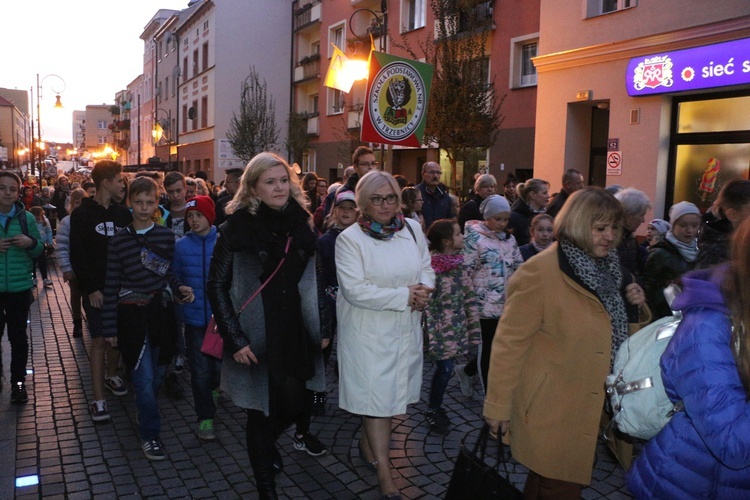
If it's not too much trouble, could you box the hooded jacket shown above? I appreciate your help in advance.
[0,201,43,292]
[627,267,750,498]
[173,227,218,327]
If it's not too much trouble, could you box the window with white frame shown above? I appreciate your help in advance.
[327,88,344,115]
[98,136,107,144]
[97,120,107,130]
[509,34,539,89]
[309,94,319,115]
[328,23,345,56]
[586,0,636,17]
[401,0,426,32]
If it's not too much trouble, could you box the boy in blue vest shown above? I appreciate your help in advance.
[172,196,220,441]
[0,172,43,403]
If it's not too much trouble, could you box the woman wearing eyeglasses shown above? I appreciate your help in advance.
[335,170,435,500]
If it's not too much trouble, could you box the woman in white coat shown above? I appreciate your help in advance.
[335,170,435,500]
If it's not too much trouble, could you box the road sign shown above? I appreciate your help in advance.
[607,151,622,176]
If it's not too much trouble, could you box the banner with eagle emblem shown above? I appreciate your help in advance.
[361,51,433,147]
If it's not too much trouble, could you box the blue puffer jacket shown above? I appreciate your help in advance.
[173,227,217,327]
[627,266,750,498]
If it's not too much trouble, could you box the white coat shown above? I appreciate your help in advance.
[335,218,435,417]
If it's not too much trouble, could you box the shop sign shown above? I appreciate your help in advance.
[361,51,433,147]
[626,37,750,96]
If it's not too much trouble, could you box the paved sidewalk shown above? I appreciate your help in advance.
[1,260,634,499]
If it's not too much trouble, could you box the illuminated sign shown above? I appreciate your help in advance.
[626,37,750,96]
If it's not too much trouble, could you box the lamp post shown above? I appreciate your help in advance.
[36,73,66,178]
[152,108,173,169]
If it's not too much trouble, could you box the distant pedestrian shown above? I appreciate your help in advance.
[545,169,584,219]
[417,161,452,228]
[102,176,194,461]
[458,173,496,231]
[422,219,480,434]
[0,172,44,404]
[519,213,554,262]
[29,206,53,288]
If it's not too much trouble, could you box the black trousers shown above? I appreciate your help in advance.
[0,291,32,385]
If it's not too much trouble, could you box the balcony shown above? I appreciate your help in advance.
[306,115,319,135]
[294,1,321,31]
[294,54,321,83]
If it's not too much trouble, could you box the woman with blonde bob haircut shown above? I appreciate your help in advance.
[484,187,645,498]
[336,169,435,499]
[208,151,328,498]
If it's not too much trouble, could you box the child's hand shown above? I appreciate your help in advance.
[177,285,194,303]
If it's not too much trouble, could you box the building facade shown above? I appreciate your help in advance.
[0,95,30,170]
[534,0,750,219]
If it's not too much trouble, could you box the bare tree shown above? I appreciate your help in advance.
[285,112,311,166]
[394,0,505,192]
[227,66,279,163]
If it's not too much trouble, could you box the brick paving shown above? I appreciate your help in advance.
[1,259,634,499]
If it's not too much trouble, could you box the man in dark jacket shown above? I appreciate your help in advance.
[70,160,132,422]
[546,169,584,219]
[213,168,244,226]
[417,161,452,229]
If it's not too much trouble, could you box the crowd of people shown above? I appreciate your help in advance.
[1,148,749,499]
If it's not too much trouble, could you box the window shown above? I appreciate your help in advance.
[203,20,209,30]
[183,56,189,82]
[202,42,209,72]
[182,104,188,133]
[97,120,107,130]
[201,96,208,129]
[311,41,320,55]
[587,0,636,17]
[193,49,199,77]
[98,136,107,144]
[328,23,345,56]
[327,88,344,115]
[191,100,198,130]
[309,94,319,115]
[401,0,425,32]
[164,77,169,101]
[510,34,539,89]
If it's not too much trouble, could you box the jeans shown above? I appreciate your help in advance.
[429,358,455,410]
[131,336,167,441]
[0,291,31,385]
[184,324,221,421]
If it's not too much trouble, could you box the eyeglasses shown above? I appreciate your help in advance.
[370,194,399,206]
[358,161,379,168]
[426,170,442,176]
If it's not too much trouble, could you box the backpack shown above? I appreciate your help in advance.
[605,315,684,440]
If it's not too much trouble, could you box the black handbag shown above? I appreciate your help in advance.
[445,424,523,500]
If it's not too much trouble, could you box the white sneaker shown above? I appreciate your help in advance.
[454,364,474,397]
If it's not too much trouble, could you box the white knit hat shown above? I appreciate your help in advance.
[668,201,701,224]
[480,194,511,219]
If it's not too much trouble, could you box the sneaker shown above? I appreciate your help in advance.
[312,391,327,416]
[89,400,111,422]
[173,356,185,374]
[43,279,53,288]
[454,364,474,397]
[425,408,451,434]
[142,438,167,461]
[198,419,216,441]
[11,382,28,404]
[105,376,128,396]
[293,433,328,457]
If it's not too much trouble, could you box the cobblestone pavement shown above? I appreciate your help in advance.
[0,260,634,499]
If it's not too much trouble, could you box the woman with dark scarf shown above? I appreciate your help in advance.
[335,170,434,499]
[207,153,329,499]
[484,187,645,498]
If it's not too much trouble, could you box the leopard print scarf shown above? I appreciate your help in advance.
[560,239,628,369]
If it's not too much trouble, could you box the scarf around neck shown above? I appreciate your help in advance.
[357,212,406,240]
[665,231,699,262]
[560,239,628,369]
[431,253,463,274]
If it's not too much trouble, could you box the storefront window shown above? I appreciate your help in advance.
[669,91,750,211]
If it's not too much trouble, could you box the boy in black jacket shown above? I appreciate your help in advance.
[102,177,193,461]
[69,160,132,422]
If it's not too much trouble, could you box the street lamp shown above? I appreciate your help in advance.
[36,73,66,177]
[152,108,173,168]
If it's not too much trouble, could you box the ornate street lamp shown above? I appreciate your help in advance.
[35,74,66,177]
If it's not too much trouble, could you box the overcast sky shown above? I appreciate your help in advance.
[4,0,190,143]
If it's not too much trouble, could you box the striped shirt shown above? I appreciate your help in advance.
[101,224,183,338]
